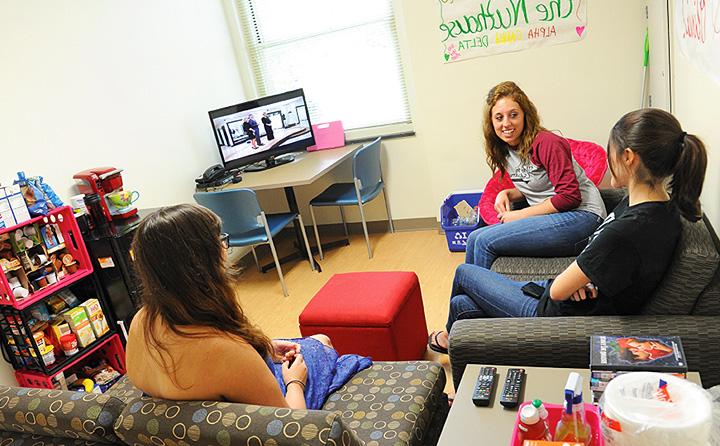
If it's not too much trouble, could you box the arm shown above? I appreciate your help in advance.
[534,134,582,211]
[549,261,595,301]
[215,341,298,408]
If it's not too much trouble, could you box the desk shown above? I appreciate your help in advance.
[224,144,361,271]
[437,365,702,446]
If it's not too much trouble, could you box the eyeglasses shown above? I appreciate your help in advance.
[220,233,230,249]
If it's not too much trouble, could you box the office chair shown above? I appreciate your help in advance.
[194,188,314,296]
[309,137,394,259]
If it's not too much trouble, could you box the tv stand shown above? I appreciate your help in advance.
[243,154,295,172]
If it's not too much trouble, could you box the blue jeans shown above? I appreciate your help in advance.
[465,210,603,268]
[445,264,549,332]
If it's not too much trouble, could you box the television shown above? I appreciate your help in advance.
[209,89,315,171]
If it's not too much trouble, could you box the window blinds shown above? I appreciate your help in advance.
[236,0,411,132]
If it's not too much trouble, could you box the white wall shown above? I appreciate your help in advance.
[0,1,243,208]
[257,0,649,225]
[0,1,244,385]
[668,4,720,230]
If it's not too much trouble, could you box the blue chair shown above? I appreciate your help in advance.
[309,137,394,259]
[194,188,314,297]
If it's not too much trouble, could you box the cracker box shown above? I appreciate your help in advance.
[62,307,96,347]
[50,317,72,347]
[80,299,109,337]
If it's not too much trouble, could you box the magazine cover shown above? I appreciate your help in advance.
[589,335,688,372]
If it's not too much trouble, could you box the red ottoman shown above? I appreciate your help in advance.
[299,272,428,361]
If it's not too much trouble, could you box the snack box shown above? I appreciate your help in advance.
[62,307,96,348]
[80,299,109,337]
[50,317,72,346]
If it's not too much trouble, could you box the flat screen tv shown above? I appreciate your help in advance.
[209,89,315,171]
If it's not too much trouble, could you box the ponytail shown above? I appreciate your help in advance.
[670,133,707,221]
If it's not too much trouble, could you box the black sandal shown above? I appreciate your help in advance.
[427,331,449,354]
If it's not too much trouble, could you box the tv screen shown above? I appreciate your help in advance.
[209,89,315,170]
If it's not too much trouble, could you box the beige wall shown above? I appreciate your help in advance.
[258,0,648,225]
[669,4,720,230]
[0,1,243,208]
[0,1,245,385]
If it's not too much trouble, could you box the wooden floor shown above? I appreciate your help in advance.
[231,229,464,394]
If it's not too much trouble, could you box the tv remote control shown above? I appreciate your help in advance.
[471,366,497,406]
[499,368,525,408]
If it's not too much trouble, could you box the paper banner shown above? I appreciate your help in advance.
[674,0,720,86]
[439,0,588,63]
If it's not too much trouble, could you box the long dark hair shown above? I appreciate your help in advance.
[131,204,273,383]
[483,81,546,176]
[608,108,707,221]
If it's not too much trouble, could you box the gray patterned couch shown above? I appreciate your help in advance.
[0,361,448,446]
[449,188,720,389]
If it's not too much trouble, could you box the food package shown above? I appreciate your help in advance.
[62,307,96,348]
[49,317,72,348]
[80,299,109,337]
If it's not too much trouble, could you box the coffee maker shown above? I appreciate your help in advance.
[73,168,138,221]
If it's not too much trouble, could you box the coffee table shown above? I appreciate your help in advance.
[437,364,702,446]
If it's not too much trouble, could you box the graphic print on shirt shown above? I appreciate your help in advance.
[580,210,617,255]
[509,160,539,184]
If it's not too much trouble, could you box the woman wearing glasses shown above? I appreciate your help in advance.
[125,204,371,409]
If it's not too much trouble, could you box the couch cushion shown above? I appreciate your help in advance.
[641,216,720,315]
[0,430,118,445]
[113,397,364,446]
[105,375,144,404]
[322,361,447,446]
[491,256,575,281]
[0,386,125,444]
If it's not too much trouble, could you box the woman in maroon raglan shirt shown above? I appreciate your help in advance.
[464,81,606,269]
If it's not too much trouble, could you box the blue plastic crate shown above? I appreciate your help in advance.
[441,191,485,252]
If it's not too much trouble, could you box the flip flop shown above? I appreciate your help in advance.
[427,330,449,355]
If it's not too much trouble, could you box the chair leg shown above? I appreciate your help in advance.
[339,206,349,237]
[297,214,316,271]
[309,205,324,261]
[250,245,261,273]
[382,186,394,233]
[260,212,288,297]
[354,179,373,259]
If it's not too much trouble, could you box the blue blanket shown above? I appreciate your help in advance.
[267,337,372,410]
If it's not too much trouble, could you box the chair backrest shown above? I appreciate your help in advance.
[193,189,263,235]
[352,137,383,191]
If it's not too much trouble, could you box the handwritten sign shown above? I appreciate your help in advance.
[438,0,588,63]
[675,0,720,85]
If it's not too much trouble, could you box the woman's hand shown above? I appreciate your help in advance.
[281,353,307,387]
[569,283,598,302]
[494,190,512,214]
[498,210,524,223]
[273,339,301,362]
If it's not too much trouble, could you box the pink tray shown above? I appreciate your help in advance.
[510,402,604,446]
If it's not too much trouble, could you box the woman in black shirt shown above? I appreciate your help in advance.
[429,108,707,354]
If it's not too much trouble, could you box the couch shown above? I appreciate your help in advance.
[0,360,449,446]
[449,188,720,389]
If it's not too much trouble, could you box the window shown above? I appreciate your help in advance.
[236,0,411,134]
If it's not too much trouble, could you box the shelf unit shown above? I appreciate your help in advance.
[0,206,125,389]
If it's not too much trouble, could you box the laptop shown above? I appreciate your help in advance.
[308,121,345,151]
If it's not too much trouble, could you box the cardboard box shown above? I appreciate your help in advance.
[80,299,109,337]
[0,185,31,228]
[50,317,72,348]
[62,307,96,347]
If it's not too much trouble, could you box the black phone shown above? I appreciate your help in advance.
[201,164,227,182]
[521,282,545,299]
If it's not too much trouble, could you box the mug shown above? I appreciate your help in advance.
[106,190,140,208]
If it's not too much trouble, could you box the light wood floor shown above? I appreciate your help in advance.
[231,229,464,394]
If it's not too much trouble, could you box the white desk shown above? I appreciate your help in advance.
[223,144,361,271]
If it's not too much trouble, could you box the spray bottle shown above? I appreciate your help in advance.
[554,372,592,445]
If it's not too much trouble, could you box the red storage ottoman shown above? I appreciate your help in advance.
[299,272,428,360]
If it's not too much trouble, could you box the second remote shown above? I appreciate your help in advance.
[472,366,497,406]
[499,368,525,408]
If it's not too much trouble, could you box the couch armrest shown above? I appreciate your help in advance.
[449,316,720,389]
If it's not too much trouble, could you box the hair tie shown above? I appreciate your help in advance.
[678,131,687,151]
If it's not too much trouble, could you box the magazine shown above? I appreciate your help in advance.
[589,335,688,373]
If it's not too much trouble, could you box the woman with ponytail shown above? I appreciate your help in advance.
[429,109,707,353]
[126,204,371,408]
